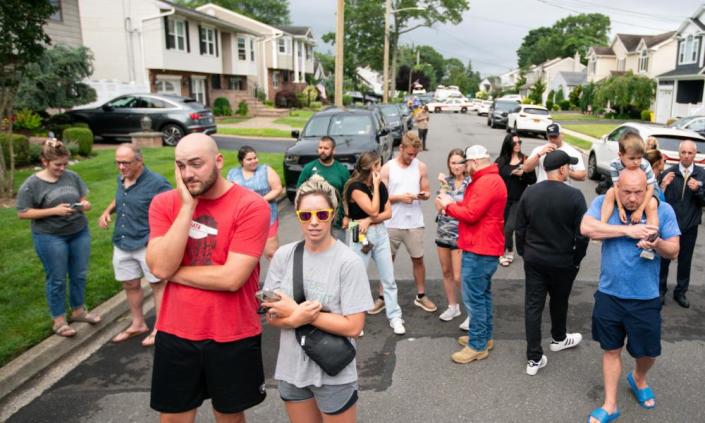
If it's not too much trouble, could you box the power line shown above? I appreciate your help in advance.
[536,0,679,32]
[554,0,686,21]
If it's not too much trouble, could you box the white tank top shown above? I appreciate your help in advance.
[385,158,425,229]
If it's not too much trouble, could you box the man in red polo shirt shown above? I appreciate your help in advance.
[438,145,507,365]
[147,133,270,422]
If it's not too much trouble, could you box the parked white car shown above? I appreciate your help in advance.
[587,122,705,180]
[476,100,492,116]
[507,105,553,137]
[670,115,705,137]
[426,98,473,113]
[498,94,523,103]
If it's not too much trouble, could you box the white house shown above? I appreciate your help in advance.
[520,54,586,104]
[498,69,521,91]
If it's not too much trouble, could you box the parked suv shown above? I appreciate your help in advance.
[67,93,216,145]
[284,108,393,201]
[506,104,553,137]
[487,99,521,128]
[374,104,406,145]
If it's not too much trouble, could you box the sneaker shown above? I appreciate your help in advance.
[439,305,461,321]
[414,295,438,312]
[526,355,548,376]
[451,346,489,364]
[459,317,469,331]
[499,255,510,267]
[457,336,494,350]
[390,317,406,335]
[368,298,385,315]
[549,333,582,352]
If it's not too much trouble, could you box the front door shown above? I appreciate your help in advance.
[656,86,673,124]
[191,77,206,105]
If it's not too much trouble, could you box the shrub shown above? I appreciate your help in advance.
[237,100,249,116]
[521,97,532,104]
[296,93,307,107]
[546,100,554,111]
[71,122,90,129]
[62,127,93,156]
[45,113,74,138]
[309,101,323,111]
[275,90,301,108]
[213,97,232,116]
[559,100,571,110]
[264,99,274,107]
[28,143,42,164]
[13,109,42,132]
[256,90,267,102]
[65,141,79,157]
[640,110,652,121]
[552,104,560,111]
[301,85,318,107]
[0,133,31,167]
[342,95,353,106]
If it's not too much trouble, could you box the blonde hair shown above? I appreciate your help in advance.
[645,136,659,150]
[295,174,339,212]
[401,130,422,150]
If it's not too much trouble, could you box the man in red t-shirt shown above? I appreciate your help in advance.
[146,133,270,422]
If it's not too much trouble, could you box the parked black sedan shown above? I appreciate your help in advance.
[284,108,393,201]
[487,99,521,129]
[67,94,216,145]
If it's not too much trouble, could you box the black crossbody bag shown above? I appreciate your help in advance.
[293,241,356,376]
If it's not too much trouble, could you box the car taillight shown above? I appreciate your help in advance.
[663,154,679,162]
[189,112,201,120]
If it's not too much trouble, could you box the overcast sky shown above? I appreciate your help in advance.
[289,0,699,77]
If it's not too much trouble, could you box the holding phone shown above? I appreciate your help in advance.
[70,203,83,210]
[255,289,281,303]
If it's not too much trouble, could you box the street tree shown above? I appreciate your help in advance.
[594,72,655,116]
[0,0,55,197]
[175,0,290,25]
[528,79,546,105]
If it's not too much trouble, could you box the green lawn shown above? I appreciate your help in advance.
[0,148,283,366]
[552,113,601,121]
[217,116,250,124]
[562,123,618,139]
[273,109,314,129]
[563,134,593,151]
[217,127,294,138]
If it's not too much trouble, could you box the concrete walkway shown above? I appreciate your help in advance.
[217,116,295,131]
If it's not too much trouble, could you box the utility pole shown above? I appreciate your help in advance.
[334,0,345,107]
[383,0,391,103]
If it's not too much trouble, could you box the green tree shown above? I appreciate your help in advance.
[554,86,565,103]
[514,70,527,93]
[569,84,582,107]
[175,0,290,25]
[594,72,655,115]
[465,60,482,96]
[15,45,96,112]
[528,79,546,105]
[0,0,55,197]
[579,82,596,113]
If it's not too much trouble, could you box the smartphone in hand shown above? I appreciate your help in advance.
[70,203,83,210]
[255,289,281,303]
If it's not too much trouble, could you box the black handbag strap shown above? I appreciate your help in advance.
[293,241,306,304]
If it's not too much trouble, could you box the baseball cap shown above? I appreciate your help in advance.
[546,123,561,137]
[461,145,490,162]
[544,150,578,171]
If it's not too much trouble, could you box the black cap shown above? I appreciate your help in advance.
[546,123,561,137]
[544,150,578,172]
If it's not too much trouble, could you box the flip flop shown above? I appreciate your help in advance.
[587,407,620,423]
[71,311,101,324]
[141,333,157,347]
[53,324,77,338]
[112,328,149,343]
[627,372,656,409]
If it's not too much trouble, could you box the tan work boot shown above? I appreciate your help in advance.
[457,336,494,350]
[451,346,489,364]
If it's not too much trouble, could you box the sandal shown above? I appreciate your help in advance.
[71,310,101,324]
[112,328,149,343]
[141,333,157,347]
[505,254,514,263]
[53,324,77,338]
[499,256,510,267]
[627,372,656,409]
[587,407,620,423]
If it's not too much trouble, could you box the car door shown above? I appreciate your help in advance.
[508,106,520,128]
[374,114,392,161]
[93,95,138,136]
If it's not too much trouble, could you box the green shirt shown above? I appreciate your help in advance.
[296,159,350,228]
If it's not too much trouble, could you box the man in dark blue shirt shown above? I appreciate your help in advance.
[99,144,171,346]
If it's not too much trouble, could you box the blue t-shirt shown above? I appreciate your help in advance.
[586,195,680,300]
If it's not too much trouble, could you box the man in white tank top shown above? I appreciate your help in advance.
[378,131,437,314]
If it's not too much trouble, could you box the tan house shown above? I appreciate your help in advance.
[45,0,83,48]
[519,54,586,104]
[586,32,677,83]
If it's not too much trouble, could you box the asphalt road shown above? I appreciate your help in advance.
[9,114,705,422]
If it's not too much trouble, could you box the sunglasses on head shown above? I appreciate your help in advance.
[296,209,334,223]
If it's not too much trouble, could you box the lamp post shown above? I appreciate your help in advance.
[382,4,424,103]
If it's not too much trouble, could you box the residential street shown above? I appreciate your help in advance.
[8,114,705,423]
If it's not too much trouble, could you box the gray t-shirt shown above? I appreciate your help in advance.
[16,170,88,235]
[264,240,373,388]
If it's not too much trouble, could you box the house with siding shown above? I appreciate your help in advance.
[519,54,586,104]
[45,0,83,48]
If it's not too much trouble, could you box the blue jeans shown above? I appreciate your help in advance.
[349,224,402,321]
[462,251,499,351]
[32,226,91,318]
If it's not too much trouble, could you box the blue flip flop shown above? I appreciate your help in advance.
[627,372,656,409]
[588,407,621,423]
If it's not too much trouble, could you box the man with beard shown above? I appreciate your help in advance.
[297,136,350,240]
[147,134,270,422]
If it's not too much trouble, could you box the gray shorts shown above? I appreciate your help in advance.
[278,381,358,415]
[112,246,160,283]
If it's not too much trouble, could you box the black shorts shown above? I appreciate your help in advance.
[151,332,266,414]
[435,239,458,250]
[592,291,661,358]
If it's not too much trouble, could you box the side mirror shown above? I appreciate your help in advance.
[379,128,389,136]
[291,130,300,139]
[102,104,113,112]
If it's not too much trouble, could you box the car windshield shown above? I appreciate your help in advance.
[302,116,331,137]
[330,115,373,136]
[494,101,517,112]
[524,108,549,115]
[655,136,705,153]
[380,106,400,117]
[671,116,699,128]
[399,104,409,114]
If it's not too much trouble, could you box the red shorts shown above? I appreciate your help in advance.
[268,219,279,238]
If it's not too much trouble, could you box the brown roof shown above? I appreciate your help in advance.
[644,31,676,48]
[616,34,644,51]
[592,46,614,55]
[615,32,676,52]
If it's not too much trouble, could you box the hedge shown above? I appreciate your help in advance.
[62,127,94,156]
[0,133,30,167]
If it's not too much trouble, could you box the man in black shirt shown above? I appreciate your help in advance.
[515,150,589,376]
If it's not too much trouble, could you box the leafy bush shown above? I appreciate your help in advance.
[264,100,274,107]
[521,97,532,104]
[237,101,249,116]
[256,90,267,103]
[275,90,301,108]
[296,93,307,107]
[71,122,89,129]
[554,87,565,103]
[0,133,30,167]
[546,100,554,111]
[641,110,652,121]
[569,85,582,107]
[342,95,353,106]
[62,127,93,156]
[28,143,42,164]
[213,97,232,116]
[559,100,571,110]
[546,90,555,106]
[309,101,323,111]
[552,104,560,111]
[65,141,79,157]
[301,85,318,107]
[13,109,42,132]
[45,113,74,138]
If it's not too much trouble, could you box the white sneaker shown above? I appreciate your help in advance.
[526,355,547,376]
[549,333,582,352]
[439,305,461,321]
[458,317,469,331]
[390,318,406,335]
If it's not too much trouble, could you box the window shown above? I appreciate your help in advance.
[329,115,373,136]
[692,38,701,63]
[589,58,596,74]
[238,37,246,60]
[679,35,699,65]
[136,97,168,109]
[278,38,287,54]
[272,71,280,88]
[639,49,649,72]
[302,116,331,137]
[228,76,245,91]
[200,27,216,56]
[306,45,311,60]
[168,19,187,51]
[250,39,255,61]
[211,75,221,90]
[156,78,181,95]
[108,96,138,109]
[49,0,62,21]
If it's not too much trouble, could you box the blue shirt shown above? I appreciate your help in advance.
[226,165,277,224]
[587,195,680,300]
[113,167,172,251]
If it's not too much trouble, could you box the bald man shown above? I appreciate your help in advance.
[146,134,270,422]
[658,140,705,308]
[581,168,680,423]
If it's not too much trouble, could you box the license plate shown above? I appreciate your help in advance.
[533,119,540,123]
[206,117,213,124]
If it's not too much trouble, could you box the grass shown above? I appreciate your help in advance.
[217,127,293,138]
[562,123,618,139]
[217,116,250,124]
[552,112,601,121]
[273,109,314,129]
[563,134,593,151]
[0,148,283,366]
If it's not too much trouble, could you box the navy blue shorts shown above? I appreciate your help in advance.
[592,291,661,358]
